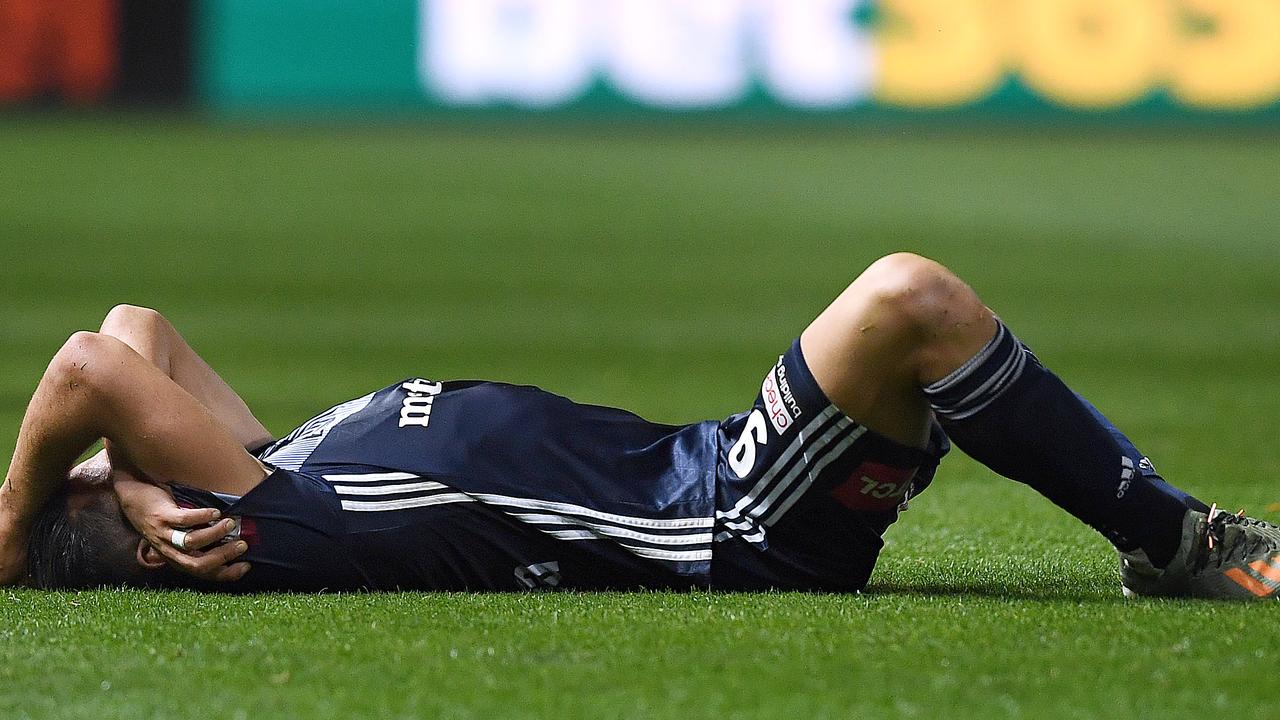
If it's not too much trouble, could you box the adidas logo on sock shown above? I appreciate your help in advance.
[1118,456,1136,499]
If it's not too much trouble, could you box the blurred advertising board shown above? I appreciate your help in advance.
[0,1,192,106]
[198,0,1280,119]
[0,0,118,104]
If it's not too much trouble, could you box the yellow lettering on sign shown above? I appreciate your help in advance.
[1017,0,1170,108]
[875,0,1004,107]
[1171,0,1280,109]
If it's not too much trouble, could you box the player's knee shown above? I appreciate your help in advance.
[860,253,976,338]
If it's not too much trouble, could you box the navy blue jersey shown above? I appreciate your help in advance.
[175,340,948,593]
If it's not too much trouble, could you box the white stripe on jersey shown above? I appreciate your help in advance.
[321,472,418,483]
[339,493,474,512]
[750,424,866,524]
[261,392,377,471]
[539,528,712,561]
[624,545,713,562]
[714,409,867,545]
[331,481,449,496]
[321,473,714,566]
[545,529,597,541]
[760,426,866,527]
[716,406,848,524]
[714,421,858,533]
[509,512,713,546]
[721,420,860,532]
[472,493,714,530]
[731,426,869,543]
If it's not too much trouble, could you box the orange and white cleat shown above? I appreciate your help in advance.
[1119,504,1280,600]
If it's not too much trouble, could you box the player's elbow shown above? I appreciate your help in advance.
[49,331,131,396]
[102,304,168,336]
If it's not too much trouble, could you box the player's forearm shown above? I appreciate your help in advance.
[0,338,107,581]
[49,307,192,485]
[3,349,104,519]
[99,304,178,377]
[98,306,271,451]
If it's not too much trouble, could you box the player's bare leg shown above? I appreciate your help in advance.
[802,253,1280,600]
[800,252,995,449]
[799,251,1187,546]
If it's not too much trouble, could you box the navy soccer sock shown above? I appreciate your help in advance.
[922,322,1206,568]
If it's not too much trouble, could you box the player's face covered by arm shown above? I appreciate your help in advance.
[2,327,266,586]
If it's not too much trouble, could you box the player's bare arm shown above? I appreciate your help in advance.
[0,311,273,585]
[96,304,274,452]
[89,304,278,571]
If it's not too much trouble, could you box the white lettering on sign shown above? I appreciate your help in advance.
[417,0,874,109]
[756,0,876,107]
[420,0,594,106]
[605,0,750,107]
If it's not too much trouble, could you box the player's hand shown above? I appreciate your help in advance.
[112,471,251,582]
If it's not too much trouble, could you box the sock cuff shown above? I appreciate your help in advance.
[923,322,1035,421]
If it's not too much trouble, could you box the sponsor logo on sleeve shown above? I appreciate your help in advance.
[762,361,803,436]
[762,367,793,435]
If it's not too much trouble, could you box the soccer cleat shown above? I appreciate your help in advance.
[1119,504,1280,600]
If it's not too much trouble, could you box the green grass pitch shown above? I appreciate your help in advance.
[0,117,1277,719]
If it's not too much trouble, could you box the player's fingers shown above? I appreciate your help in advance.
[157,540,248,579]
[194,540,251,574]
[152,539,210,570]
[164,506,221,528]
[176,518,238,552]
[153,542,202,572]
[210,561,252,583]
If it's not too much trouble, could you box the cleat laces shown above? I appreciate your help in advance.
[1196,503,1280,573]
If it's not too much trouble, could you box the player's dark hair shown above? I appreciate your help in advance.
[25,487,163,590]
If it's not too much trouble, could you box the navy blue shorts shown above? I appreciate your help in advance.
[709,339,949,591]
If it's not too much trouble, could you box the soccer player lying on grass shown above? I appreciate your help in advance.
[1,253,1277,598]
